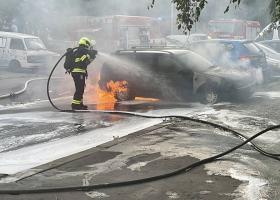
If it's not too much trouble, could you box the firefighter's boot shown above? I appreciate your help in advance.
[80,104,88,110]
[72,103,82,110]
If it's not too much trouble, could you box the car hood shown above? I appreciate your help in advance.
[202,67,252,81]
[201,66,255,88]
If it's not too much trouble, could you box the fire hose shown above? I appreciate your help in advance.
[0,48,280,195]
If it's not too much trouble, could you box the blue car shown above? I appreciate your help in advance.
[184,39,269,84]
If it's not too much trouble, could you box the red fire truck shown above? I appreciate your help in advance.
[207,19,261,40]
[68,15,165,53]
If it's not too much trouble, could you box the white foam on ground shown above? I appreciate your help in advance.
[254,91,280,99]
[229,168,268,200]
[0,117,161,176]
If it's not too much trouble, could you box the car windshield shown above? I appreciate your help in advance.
[24,38,47,50]
[209,22,234,33]
[176,52,215,73]
[256,43,278,55]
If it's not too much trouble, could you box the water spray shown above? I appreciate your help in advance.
[0,47,279,195]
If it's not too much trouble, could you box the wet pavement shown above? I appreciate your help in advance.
[0,70,280,199]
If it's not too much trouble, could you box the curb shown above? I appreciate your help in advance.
[0,120,173,182]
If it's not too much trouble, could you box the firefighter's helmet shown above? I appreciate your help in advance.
[79,37,91,48]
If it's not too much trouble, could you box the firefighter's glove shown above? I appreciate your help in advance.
[65,69,72,74]
[90,50,98,56]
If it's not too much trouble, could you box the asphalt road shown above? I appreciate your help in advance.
[0,69,280,199]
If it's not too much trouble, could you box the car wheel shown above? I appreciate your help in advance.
[9,60,21,72]
[198,85,220,104]
[114,81,135,101]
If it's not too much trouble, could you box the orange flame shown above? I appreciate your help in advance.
[95,73,159,102]
[95,78,129,101]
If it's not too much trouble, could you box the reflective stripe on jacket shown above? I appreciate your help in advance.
[72,46,95,75]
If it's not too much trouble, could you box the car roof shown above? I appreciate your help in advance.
[0,31,39,39]
[260,40,280,43]
[185,39,252,45]
[116,48,192,55]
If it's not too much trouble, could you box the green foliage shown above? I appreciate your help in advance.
[270,0,280,23]
[149,0,271,34]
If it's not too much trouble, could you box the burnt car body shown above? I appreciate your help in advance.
[184,39,270,84]
[98,49,256,104]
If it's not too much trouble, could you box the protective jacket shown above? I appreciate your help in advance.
[71,45,95,77]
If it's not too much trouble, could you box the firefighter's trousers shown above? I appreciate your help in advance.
[72,74,86,108]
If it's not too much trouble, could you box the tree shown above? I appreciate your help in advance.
[149,0,280,34]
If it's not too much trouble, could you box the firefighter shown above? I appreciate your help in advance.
[71,37,97,110]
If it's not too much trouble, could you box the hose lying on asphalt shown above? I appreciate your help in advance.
[0,49,279,195]
[0,77,64,99]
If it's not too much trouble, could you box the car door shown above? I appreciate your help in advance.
[157,54,193,100]
[0,37,9,67]
[133,53,157,97]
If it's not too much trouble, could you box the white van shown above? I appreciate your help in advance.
[0,31,50,71]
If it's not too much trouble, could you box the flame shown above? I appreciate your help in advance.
[95,78,129,101]
[95,73,159,102]
[135,97,159,101]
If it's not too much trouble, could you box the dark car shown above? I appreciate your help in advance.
[98,49,256,104]
[184,40,270,84]
[259,40,280,53]
[255,42,280,81]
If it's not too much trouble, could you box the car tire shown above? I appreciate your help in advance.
[9,60,21,72]
[114,81,135,101]
[197,85,220,104]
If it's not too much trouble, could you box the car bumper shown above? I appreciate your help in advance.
[20,61,48,69]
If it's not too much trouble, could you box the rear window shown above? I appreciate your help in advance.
[243,42,260,53]
[176,52,213,72]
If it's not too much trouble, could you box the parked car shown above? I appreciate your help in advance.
[98,48,256,104]
[259,40,280,53]
[184,39,270,84]
[0,31,50,72]
[255,42,280,81]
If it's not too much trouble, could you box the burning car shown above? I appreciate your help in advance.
[98,48,256,104]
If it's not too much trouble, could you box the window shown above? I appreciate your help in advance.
[0,38,7,48]
[225,43,235,51]
[24,38,46,50]
[10,38,25,50]
[243,42,260,53]
[208,22,234,33]
[235,23,243,33]
[135,54,156,68]
[158,56,183,73]
[176,52,213,73]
